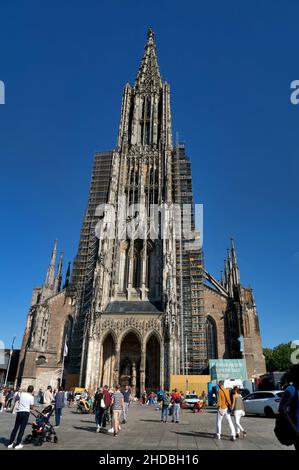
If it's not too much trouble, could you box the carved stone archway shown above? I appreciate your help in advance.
[101,333,116,387]
[119,331,141,397]
[145,333,160,391]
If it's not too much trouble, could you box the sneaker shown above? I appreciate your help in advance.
[7,443,14,449]
[216,434,221,440]
[96,426,100,433]
[231,436,236,441]
[14,444,24,450]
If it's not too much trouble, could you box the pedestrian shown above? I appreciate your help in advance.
[102,385,111,428]
[111,384,124,437]
[7,385,34,449]
[37,388,44,405]
[0,387,6,412]
[67,391,74,408]
[231,386,246,438]
[122,384,132,423]
[278,364,299,451]
[54,386,65,427]
[171,388,181,423]
[161,392,171,423]
[201,390,207,408]
[43,385,54,405]
[141,390,147,406]
[93,387,106,432]
[5,389,14,411]
[12,387,21,414]
[216,380,236,441]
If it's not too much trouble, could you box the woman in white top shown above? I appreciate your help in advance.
[43,385,54,405]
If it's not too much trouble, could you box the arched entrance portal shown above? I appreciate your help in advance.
[101,334,115,387]
[145,334,160,391]
[119,332,141,397]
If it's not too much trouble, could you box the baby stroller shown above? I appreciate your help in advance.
[76,398,91,414]
[24,405,58,446]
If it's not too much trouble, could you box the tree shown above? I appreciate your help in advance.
[263,342,293,372]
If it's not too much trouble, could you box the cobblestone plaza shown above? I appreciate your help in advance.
[0,404,291,451]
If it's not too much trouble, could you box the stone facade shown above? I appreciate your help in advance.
[17,29,265,392]
[16,243,76,390]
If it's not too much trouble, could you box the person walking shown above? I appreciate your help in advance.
[54,386,65,427]
[161,392,171,423]
[122,385,132,424]
[93,388,106,432]
[171,389,181,423]
[216,381,236,441]
[111,384,124,437]
[102,385,111,428]
[43,385,53,405]
[231,386,246,438]
[278,364,299,451]
[7,385,34,449]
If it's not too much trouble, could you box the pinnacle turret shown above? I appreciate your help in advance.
[45,240,57,288]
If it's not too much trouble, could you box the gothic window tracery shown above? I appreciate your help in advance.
[206,316,218,359]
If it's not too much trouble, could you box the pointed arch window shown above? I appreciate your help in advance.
[206,316,218,359]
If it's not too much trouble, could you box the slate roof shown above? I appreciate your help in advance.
[104,301,163,314]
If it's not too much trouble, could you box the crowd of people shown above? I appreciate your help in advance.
[2,363,298,450]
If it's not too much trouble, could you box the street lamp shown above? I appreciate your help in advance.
[4,336,16,387]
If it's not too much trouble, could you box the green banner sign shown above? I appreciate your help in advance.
[209,359,248,382]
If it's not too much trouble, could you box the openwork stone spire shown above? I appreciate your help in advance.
[135,28,162,92]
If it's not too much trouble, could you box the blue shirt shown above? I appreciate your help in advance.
[286,385,299,430]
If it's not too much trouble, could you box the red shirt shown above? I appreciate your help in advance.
[103,389,111,408]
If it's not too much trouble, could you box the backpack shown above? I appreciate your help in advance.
[274,387,298,446]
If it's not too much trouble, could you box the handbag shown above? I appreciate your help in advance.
[100,398,106,409]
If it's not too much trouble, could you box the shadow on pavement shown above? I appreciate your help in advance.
[0,437,10,447]
[171,430,232,440]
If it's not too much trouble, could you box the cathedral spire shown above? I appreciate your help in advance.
[45,240,57,287]
[135,27,162,91]
[54,252,63,293]
[231,238,240,285]
[226,249,234,297]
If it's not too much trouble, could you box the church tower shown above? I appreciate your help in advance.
[82,29,180,393]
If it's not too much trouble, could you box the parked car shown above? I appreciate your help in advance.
[184,394,199,409]
[243,390,284,417]
[239,388,251,398]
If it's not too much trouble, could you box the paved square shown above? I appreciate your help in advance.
[0,404,292,450]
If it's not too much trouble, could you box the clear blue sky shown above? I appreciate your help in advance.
[0,0,298,350]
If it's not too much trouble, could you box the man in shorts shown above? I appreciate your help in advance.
[110,384,124,437]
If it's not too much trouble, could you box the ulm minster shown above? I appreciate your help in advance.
[16,29,265,395]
